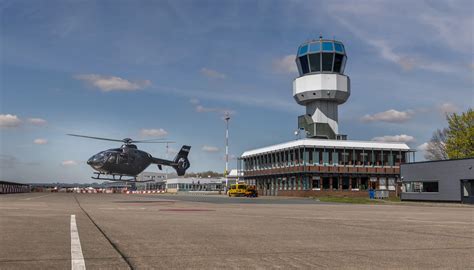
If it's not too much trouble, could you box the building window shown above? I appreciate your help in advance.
[299,56,310,74]
[404,181,439,192]
[332,151,339,165]
[322,177,330,190]
[342,152,349,165]
[333,53,344,73]
[352,178,359,189]
[360,178,368,190]
[321,53,334,72]
[342,177,350,190]
[332,178,339,190]
[314,151,320,165]
[312,177,320,189]
[379,178,387,190]
[322,151,329,165]
[388,178,396,191]
[309,53,321,73]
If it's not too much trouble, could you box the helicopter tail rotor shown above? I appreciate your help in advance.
[172,145,191,176]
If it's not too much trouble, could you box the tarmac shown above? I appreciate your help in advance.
[0,193,473,269]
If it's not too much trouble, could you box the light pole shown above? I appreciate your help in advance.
[224,112,230,191]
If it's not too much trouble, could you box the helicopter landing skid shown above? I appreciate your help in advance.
[92,172,137,182]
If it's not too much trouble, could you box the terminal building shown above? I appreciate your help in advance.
[238,38,415,197]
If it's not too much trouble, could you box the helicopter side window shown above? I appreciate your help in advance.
[107,153,117,164]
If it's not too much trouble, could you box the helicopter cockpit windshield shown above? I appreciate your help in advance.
[87,151,108,167]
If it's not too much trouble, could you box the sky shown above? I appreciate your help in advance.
[0,0,473,183]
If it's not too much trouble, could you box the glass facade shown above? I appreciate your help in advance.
[242,146,409,172]
[296,39,347,76]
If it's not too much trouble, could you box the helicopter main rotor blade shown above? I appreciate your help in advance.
[67,134,124,142]
[134,141,176,144]
[133,139,174,143]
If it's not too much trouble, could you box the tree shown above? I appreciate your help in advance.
[424,128,449,160]
[445,108,474,159]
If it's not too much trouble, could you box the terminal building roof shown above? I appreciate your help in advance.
[241,139,412,157]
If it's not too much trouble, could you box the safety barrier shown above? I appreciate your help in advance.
[125,190,166,194]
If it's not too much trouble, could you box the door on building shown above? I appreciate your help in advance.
[461,179,474,204]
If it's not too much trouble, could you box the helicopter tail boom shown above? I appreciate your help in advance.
[151,145,191,176]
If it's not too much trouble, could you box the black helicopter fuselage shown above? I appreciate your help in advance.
[86,143,190,178]
[87,145,154,176]
[68,134,191,180]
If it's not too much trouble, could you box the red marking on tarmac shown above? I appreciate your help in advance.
[159,208,215,212]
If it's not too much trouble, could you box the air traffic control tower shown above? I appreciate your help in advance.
[293,38,349,140]
[239,37,415,197]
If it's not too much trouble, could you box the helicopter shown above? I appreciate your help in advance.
[67,134,191,182]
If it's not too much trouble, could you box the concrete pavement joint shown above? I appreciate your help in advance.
[73,195,134,270]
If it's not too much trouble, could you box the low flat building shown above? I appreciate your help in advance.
[0,181,31,194]
[165,177,224,193]
[239,138,414,197]
[401,158,474,203]
[136,172,168,191]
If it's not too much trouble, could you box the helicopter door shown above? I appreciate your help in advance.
[118,153,129,165]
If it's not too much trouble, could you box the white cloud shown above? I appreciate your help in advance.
[191,99,235,118]
[273,54,298,74]
[33,138,48,145]
[202,145,220,153]
[372,134,415,143]
[200,68,227,79]
[0,114,22,128]
[328,2,468,74]
[420,13,473,54]
[417,142,429,152]
[61,160,77,166]
[140,128,168,137]
[361,109,414,123]
[28,118,47,126]
[75,74,151,92]
[439,102,459,115]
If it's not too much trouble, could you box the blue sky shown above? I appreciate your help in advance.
[1,0,473,183]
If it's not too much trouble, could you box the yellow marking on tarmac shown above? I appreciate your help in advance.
[71,215,86,270]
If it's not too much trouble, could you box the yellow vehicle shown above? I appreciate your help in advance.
[228,184,258,197]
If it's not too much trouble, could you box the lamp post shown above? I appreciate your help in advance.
[224,112,230,191]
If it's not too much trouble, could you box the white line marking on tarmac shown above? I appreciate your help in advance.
[71,215,86,270]
[22,194,52,200]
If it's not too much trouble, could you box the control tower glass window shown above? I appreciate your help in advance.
[333,54,344,73]
[321,53,334,72]
[309,42,321,52]
[299,55,310,74]
[309,53,321,72]
[296,39,347,76]
[334,43,344,53]
[298,44,308,56]
[322,42,333,51]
